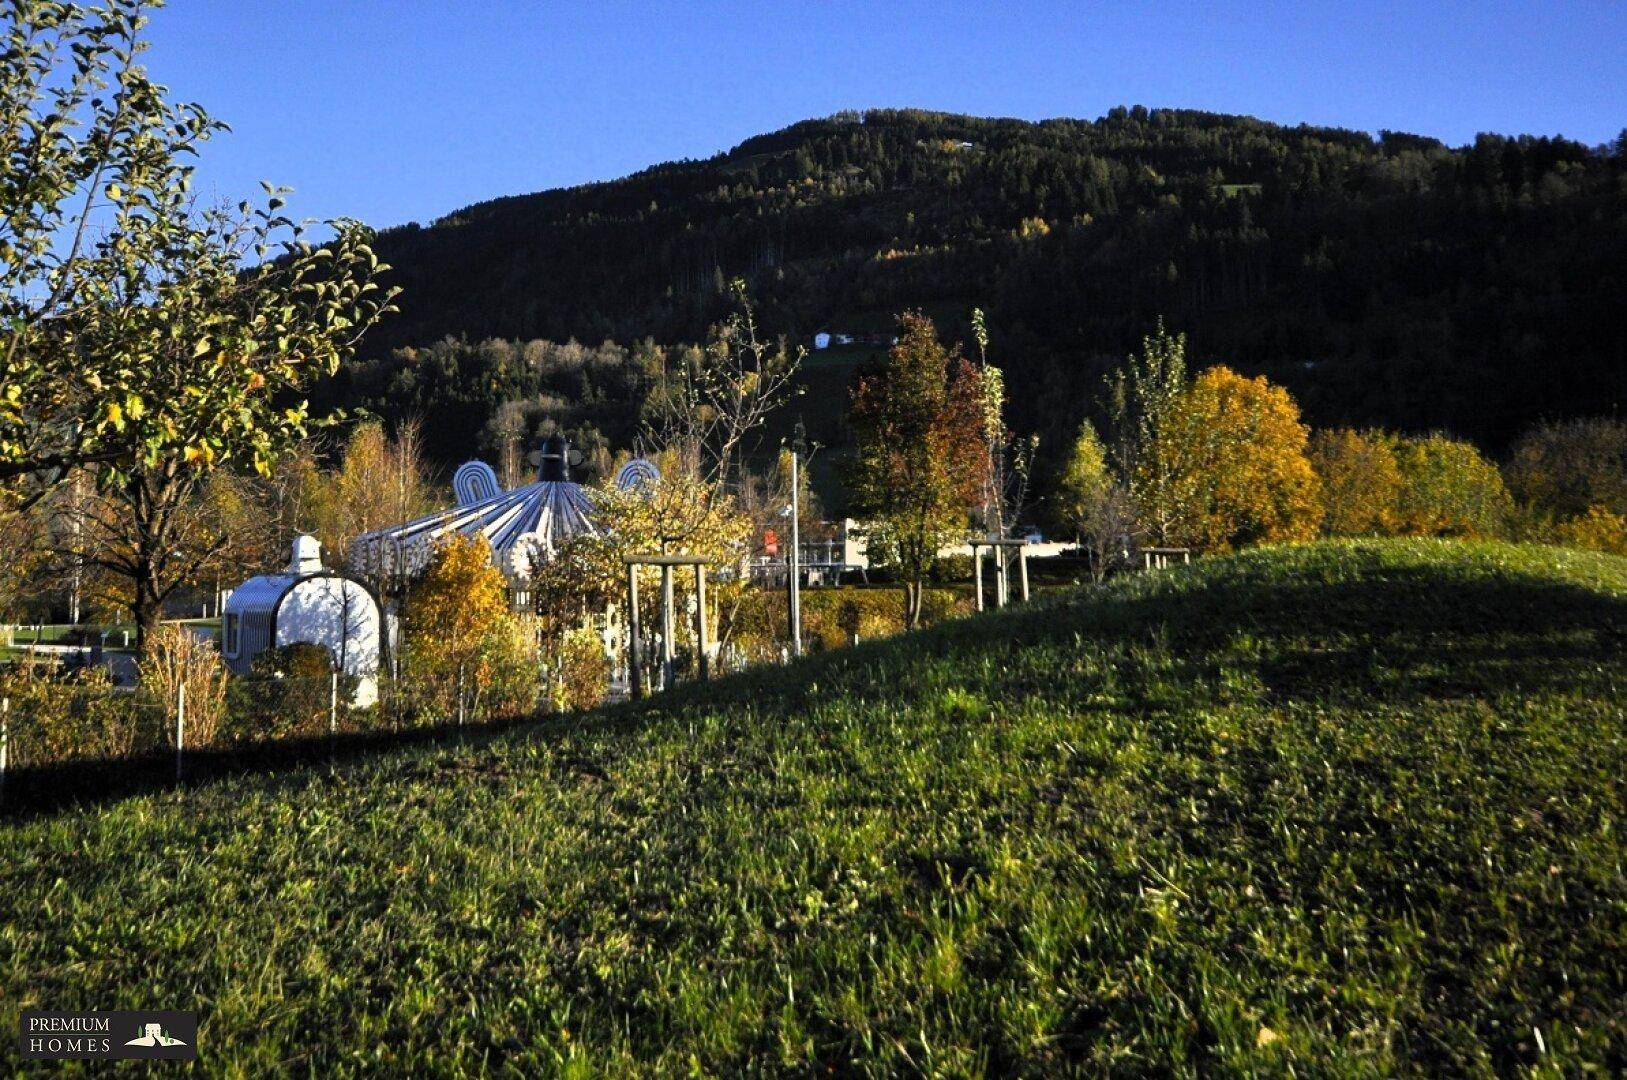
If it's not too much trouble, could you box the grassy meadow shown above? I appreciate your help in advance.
[0,539,1622,1074]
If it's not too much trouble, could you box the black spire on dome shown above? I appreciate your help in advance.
[537,434,571,482]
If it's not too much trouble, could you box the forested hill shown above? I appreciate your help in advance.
[341,107,1627,461]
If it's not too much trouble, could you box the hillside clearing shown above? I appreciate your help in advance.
[1,540,1622,1074]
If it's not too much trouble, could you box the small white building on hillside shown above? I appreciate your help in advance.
[222,535,382,703]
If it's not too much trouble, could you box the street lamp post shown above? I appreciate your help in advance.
[788,445,802,657]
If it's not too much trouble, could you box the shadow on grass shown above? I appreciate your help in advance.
[0,711,588,821]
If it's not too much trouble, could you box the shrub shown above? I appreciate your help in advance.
[139,624,229,748]
[400,536,539,722]
[724,587,972,661]
[1310,428,1402,536]
[1553,505,1627,555]
[230,642,342,741]
[1505,417,1627,517]
[546,625,609,713]
[0,657,138,765]
[1389,434,1513,538]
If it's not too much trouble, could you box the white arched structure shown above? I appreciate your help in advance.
[222,535,383,703]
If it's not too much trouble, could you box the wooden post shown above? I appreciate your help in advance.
[457,663,466,726]
[973,545,985,612]
[694,565,709,681]
[660,564,675,690]
[996,546,1009,609]
[626,564,642,700]
[789,449,802,657]
[1018,546,1030,602]
[175,683,186,782]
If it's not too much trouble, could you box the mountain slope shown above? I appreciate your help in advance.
[2,539,1623,1072]
[352,108,1627,457]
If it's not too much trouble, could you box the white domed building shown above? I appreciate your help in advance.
[349,435,598,599]
[221,534,383,703]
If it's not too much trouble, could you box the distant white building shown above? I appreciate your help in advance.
[222,535,383,704]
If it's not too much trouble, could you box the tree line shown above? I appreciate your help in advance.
[353,106,1626,477]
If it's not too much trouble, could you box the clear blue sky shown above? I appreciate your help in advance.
[145,1,1625,230]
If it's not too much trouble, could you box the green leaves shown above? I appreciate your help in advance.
[0,3,398,492]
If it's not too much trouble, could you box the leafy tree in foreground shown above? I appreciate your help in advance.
[1,0,397,498]
[847,313,986,627]
[1154,366,1322,551]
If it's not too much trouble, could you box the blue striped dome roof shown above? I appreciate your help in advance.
[350,477,595,581]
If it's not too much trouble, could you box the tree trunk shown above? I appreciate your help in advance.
[904,579,923,629]
[131,589,162,655]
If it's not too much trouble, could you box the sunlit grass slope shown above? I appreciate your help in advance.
[2,540,1622,1074]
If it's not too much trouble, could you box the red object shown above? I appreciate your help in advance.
[764,529,779,557]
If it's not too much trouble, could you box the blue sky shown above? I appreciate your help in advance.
[146,1,1625,230]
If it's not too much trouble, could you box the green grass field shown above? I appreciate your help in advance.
[2,540,1622,1074]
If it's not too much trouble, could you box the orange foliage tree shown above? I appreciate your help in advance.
[1151,366,1322,551]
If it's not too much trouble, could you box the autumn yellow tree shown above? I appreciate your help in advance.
[402,535,538,720]
[1309,428,1403,536]
[1055,420,1133,580]
[1151,366,1322,551]
[1388,434,1512,538]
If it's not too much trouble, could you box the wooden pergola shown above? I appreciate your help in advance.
[968,538,1031,611]
[623,554,716,699]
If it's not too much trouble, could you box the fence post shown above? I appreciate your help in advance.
[626,563,642,701]
[175,682,186,783]
[329,671,339,736]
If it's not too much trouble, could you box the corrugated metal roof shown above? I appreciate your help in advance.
[349,480,595,581]
[222,574,298,614]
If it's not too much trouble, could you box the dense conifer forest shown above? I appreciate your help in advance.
[315,107,1627,470]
